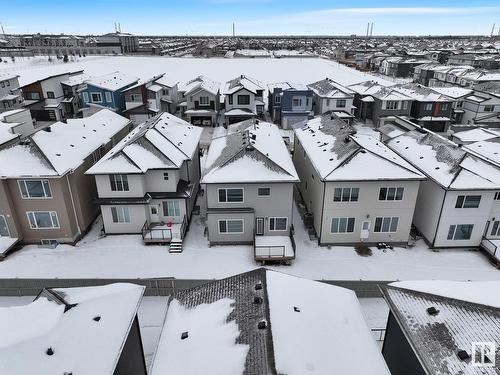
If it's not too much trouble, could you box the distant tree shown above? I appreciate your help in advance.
[10,56,15,62]
[63,54,69,63]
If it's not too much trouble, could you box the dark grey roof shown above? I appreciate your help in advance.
[474,81,500,96]
[381,285,500,374]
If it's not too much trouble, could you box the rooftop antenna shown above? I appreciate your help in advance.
[366,22,370,38]
[118,23,122,33]
[370,22,374,37]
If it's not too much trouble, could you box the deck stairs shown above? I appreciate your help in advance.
[169,238,183,253]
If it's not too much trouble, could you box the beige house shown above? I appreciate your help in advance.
[0,109,130,256]
[293,114,425,246]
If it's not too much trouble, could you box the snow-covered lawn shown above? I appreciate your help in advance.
[0,201,498,280]
[1,55,394,88]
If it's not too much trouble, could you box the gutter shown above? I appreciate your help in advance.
[431,189,447,247]
[66,174,82,237]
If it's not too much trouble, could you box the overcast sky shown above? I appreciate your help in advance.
[2,0,500,36]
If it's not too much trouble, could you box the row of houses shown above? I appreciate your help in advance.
[2,273,497,375]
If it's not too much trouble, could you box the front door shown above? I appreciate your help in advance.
[256,217,264,235]
[0,215,10,237]
[150,205,160,223]
[361,220,370,240]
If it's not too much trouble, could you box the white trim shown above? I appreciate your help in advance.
[373,216,399,233]
[378,186,404,202]
[90,92,102,103]
[26,211,60,229]
[105,91,112,103]
[269,217,288,232]
[330,217,356,234]
[217,219,244,234]
[18,179,53,199]
[217,187,244,203]
[110,206,131,224]
[257,187,271,197]
[0,215,10,237]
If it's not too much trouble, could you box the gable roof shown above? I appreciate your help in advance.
[201,120,298,184]
[387,129,500,190]
[295,114,424,182]
[224,75,264,95]
[180,75,220,96]
[85,71,139,91]
[150,269,390,375]
[348,81,410,101]
[393,83,453,102]
[0,109,130,178]
[381,282,500,375]
[0,283,145,375]
[20,70,84,87]
[308,78,355,98]
[86,112,202,175]
[465,137,500,167]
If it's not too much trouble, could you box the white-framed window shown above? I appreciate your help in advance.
[275,95,281,104]
[257,187,271,197]
[379,187,404,201]
[130,93,142,102]
[333,187,359,202]
[385,101,398,110]
[374,217,399,233]
[162,89,169,96]
[331,217,355,233]
[18,180,52,199]
[237,95,250,105]
[0,215,10,237]
[440,103,448,111]
[40,239,58,248]
[109,175,129,191]
[150,206,158,215]
[292,98,302,107]
[490,221,500,237]
[218,219,244,234]
[269,217,287,231]
[27,211,60,229]
[199,96,210,106]
[336,99,346,108]
[163,201,181,216]
[218,188,243,203]
[402,101,408,110]
[484,105,495,112]
[456,101,463,108]
[163,172,169,181]
[82,92,89,103]
[46,91,55,99]
[111,207,130,223]
[91,92,102,102]
[424,103,433,111]
[455,195,481,208]
[326,99,330,106]
[447,224,473,240]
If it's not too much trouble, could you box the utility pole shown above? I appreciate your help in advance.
[232,22,235,37]
[491,23,495,37]
[370,22,374,37]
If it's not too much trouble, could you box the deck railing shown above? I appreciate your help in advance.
[481,237,498,258]
[141,221,172,242]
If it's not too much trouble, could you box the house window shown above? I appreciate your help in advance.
[257,187,270,196]
[27,211,60,229]
[162,89,169,96]
[0,215,10,237]
[18,180,52,199]
[5,80,9,87]
[228,95,233,105]
[91,92,102,102]
[0,81,4,88]
[163,201,181,216]
[150,206,158,215]
[237,95,250,105]
[218,188,243,203]
[424,103,433,111]
[199,96,209,106]
[331,217,355,233]
[385,101,398,110]
[326,99,330,106]
[111,207,130,223]
[333,187,359,202]
[490,221,500,237]
[447,224,473,240]
[218,219,243,233]
[130,93,142,102]
[292,98,302,107]
[484,105,495,112]
[109,175,129,191]
[441,103,448,111]
[336,99,346,108]
[26,92,41,100]
[163,172,169,180]
[456,101,463,108]
[403,101,408,110]
[82,92,89,103]
[374,217,399,233]
[379,187,404,201]
[105,92,112,103]
[494,192,500,200]
[455,195,481,208]
[269,217,287,231]
[275,96,281,104]
[46,91,55,99]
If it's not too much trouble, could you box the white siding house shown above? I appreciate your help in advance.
[223,75,265,126]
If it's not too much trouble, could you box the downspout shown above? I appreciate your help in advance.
[318,181,326,246]
[66,174,82,237]
[431,189,447,247]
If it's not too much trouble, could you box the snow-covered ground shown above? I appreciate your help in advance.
[0,201,498,280]
[0,55,394,88]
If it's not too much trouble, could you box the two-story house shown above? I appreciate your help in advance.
[393,83,454,133]
[348,81,412,126]
[20,70,85,122]
[308,78,356,119]
[379,57,431,78]
[0,109,130,257]
[201,120,299,262]
[0,72,22,113]
[267,82,313,129]
[123,73,179,125]
[223,75,265,126]
[431,86,473,125]
[293,114,424,246]
[0,108,35,148]
[60,72,91,119]
[387,127,500,248]
[86,113,202,252]
[178,75,220,127]
[80,71,139,116]
[459,82,500,127]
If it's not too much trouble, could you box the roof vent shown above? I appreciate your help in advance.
[426,307,439,316]
[250,134,257,140]
[246,144,255,151]
[344,137,351,143]
[294,306,301,312]
[93,316,101,322]
[255,282,262,291]
[46,347,54,356]
[181,331,189,340]
[254,296,263,305]
[43,126,51,132]
[257,320,267,329]
[360,149,367,153]
[457,350,470,361]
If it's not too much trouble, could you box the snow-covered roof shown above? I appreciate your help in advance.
[465,137,500,167]
[295,114,424,182]
[180,75,220,96]
[382,281,500,375]
[308,78,355,98]
[453,128,500,143]
[87,112,202,175]
[151,269,390,375]
[387,129,500,190]
[85,71,139,91]
[201,120,299,184]
[154,75,178,88]
[431,86,473,99]
[0,123,18,146]
[0,283,145,375]
[0,109,130,178]
[0,109,25,122]
[348,81,410,101]
[223,75,264,95]
[393,83,453,102]
[0,72,19,81]
[61,72,92,87]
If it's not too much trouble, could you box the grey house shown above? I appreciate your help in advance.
[0,109,130,257]
[308,78,356,119]
[348,81,412,126]
[293,114,424,246]
[178,75,220,127]
[267,82,313,129]
[201,120,299,262]
[0,72,23,113]
[381,282,500,375]
[223,75,265,126]
[86,113,202,252]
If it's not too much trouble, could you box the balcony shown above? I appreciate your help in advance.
[254,226,296,264]
[141,215,187,244]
